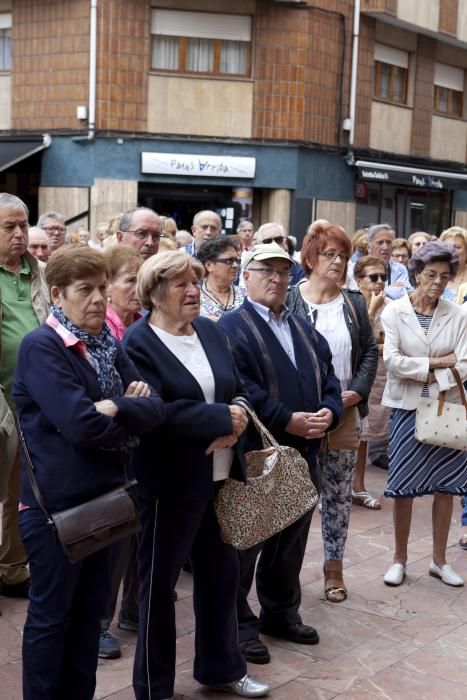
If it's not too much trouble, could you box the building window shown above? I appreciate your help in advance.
[0,13,12,71]
[151,9,252,77]
[374,44,408,104]
[434,63,464,117]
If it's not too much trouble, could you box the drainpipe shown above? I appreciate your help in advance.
[348,0,361,150]
[73,0,97,142]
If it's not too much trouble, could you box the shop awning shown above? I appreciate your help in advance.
[355,159,467,190]
[0,135,51,173]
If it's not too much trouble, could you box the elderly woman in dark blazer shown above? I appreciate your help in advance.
[382,241,467,587]
[123,250,269,700]
[13,246,165,700]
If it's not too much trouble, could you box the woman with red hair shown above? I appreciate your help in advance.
[287,221,378,602]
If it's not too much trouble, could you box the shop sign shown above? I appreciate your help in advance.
[356,165,467,191]
[141,152,256,178]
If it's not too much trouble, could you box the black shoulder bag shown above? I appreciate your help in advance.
[18,426,141,564]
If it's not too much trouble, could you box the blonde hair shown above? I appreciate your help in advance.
[439,226,467,254]
[137,250,204,310]
[102,244,142,281]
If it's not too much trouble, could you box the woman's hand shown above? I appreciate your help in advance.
[205,435,238,455]
[429,353,457,369]
[94,399,118,417]
[229,405,248,437]
[368,291,385,320]
[341,390,362,408]
[124,381,151,398]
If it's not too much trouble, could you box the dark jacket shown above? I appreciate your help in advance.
[123,315,248,501]
[286,285,378,418]
[218,299,343,466]
[13,324,166,512]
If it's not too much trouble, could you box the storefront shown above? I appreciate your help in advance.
[354,160,467,236]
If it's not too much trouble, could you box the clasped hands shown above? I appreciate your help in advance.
[94,381,151,417]
[285,408,333,439]
[205,405,248,455]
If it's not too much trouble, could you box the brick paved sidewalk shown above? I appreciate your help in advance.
[1,463,466,699]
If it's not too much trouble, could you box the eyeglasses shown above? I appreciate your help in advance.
[42,225,66,234]
[319,251,350,262]
[365,273,388,283]
[261,236,285,245]
[421,270,451,283]
[214,257,240,266]
[125,229,161,241]
[248,266,292,281]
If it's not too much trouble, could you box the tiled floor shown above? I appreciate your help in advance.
[1,463,466,699]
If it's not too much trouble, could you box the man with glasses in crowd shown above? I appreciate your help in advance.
[182,210,222,258]
[219,243,342,666]
[38,211,67,254]
[116,207,161,259]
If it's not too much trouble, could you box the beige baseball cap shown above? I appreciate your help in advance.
[243,242,293,269]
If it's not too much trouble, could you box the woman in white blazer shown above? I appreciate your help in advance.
[381,241,467,588]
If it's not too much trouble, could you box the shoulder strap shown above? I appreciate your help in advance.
[16,420,53,524]
[340,288,360,332]
[239,308,280,401]
[288,315,322,403]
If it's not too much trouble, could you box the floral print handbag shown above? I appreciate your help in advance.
[214,403,319,550]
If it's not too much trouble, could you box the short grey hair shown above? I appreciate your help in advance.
[137,250,204,310]
[37,211,65,228]
[192,210,222,227]
[119,207,159,232]
[255,222,287,242]
[0,192,29,216]
[367,224,394,243]
[408,240,459,286]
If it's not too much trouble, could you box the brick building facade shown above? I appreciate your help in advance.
[1,0,467,236]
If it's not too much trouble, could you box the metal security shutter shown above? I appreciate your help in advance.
[151,9,252,41]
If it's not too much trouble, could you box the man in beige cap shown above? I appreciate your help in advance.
[219,243,342,665]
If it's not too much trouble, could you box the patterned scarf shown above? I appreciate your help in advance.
[51,305,124,399]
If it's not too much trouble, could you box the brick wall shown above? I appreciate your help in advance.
[410,35,436,156]
[12,0,149,133]
[252,0,352,145]
[12,0,89,130]
[439,0,458,36]
[96,0,149,133]
[354,14,375,147]
[360,0,397,13]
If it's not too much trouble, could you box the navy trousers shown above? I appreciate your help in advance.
[237,508,313,642]
[133,496,246,700]
[20,508,112,700]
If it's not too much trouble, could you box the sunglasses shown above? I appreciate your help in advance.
[365,273,387,283]
[262,236,285,245]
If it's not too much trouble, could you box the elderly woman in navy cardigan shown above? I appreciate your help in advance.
[13,246,166,700]
[124,250,269,700]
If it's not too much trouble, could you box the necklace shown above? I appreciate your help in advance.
[203,282,234,312]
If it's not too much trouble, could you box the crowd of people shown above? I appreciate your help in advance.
[0,192,466,700]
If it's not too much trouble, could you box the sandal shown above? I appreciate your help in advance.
[352,490,382,510]
[324,561,347,603]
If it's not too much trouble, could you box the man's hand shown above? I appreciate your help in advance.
[286,409,333,439]
[124,381,151,398]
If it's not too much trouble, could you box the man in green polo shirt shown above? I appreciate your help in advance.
[0,193,49,598]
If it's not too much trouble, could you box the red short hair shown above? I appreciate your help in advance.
[301,222,352,277]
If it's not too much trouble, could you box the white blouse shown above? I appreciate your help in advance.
[150,325,233,481]
[304,294,352,391]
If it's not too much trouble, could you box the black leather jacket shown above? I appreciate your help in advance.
[286,284,378,418]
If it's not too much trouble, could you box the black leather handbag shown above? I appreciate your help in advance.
[19,426,141,564]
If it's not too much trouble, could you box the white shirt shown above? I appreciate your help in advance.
[150,325,233,481]
[248,298,297,368]
[304,294,352,391]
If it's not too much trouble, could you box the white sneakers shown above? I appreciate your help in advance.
[383,563,406,586]
[384,561,464,587]
[429,561,464,587]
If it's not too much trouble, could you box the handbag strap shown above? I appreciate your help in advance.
[16,419,54,524]
[234,397,281,451]
[438,367,467,417]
